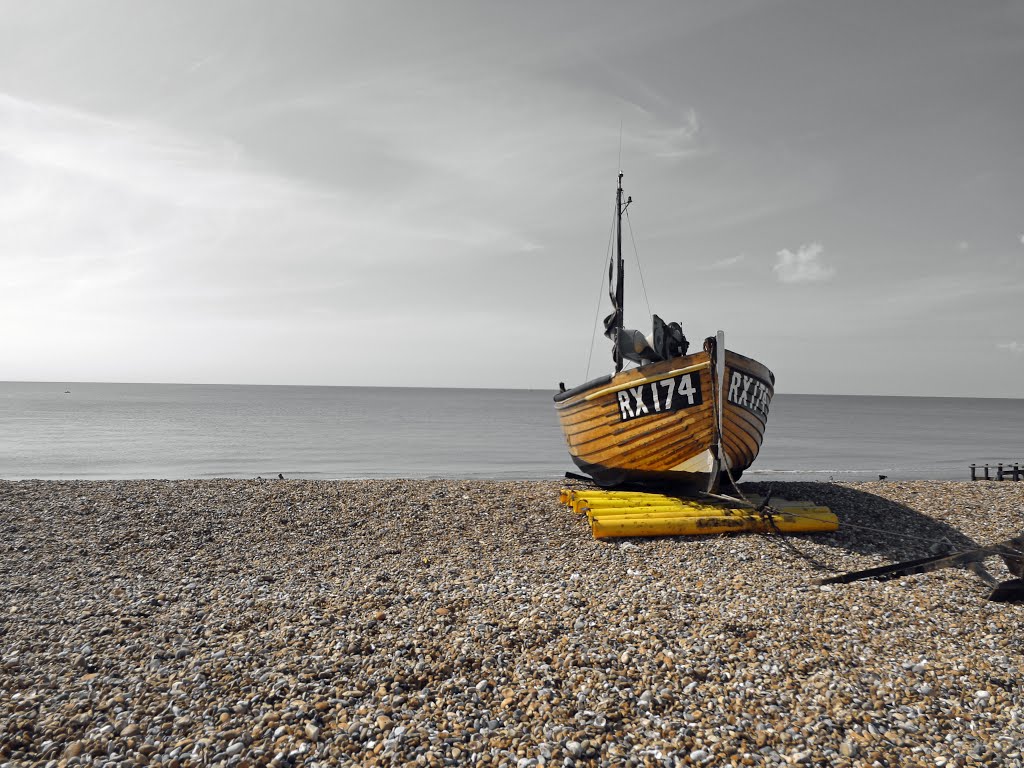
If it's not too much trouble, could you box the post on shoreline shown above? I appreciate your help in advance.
[972,462,1023,480]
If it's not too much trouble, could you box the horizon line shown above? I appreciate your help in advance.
[2,380,1022,400]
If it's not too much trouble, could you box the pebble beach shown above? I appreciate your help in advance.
[2,478,1023,767]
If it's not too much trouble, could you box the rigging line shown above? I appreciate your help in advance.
[624,210,653,319]
[585,204,618,380]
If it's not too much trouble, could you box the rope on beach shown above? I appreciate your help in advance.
[702,366,1020,563]
[650,334,1020,572]
[702,349,829,570]
[731,499,1024,577]
[784,508,1022,555]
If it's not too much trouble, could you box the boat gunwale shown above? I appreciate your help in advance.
[554,353,709,406]
[724,349,776,386]
[555,351,773,407]
[553,374,613,403]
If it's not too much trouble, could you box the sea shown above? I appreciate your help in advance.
[1,381,1022,482]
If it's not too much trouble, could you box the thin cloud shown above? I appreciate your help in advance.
[648,109,702,159]
[997,341,1024,354]
[0,91,536,287]
[698,253,745,271]
[773,242,835,283]
[0,92,315,212]
[0,92,349,293]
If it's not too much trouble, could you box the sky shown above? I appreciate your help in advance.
[2,1,1023,397]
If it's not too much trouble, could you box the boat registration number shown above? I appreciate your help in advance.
[616,372,703,422]
[727,371,772,420]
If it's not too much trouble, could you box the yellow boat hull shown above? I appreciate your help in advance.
[554,347,774,490]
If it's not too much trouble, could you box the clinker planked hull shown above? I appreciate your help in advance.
[554,347,774,490]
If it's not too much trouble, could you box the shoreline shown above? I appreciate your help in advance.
[3,478,1023,766]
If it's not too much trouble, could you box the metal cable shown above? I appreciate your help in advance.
[624,210,653,319]
[585,206,619,380]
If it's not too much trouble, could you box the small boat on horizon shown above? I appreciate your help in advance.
[553,172,775,494]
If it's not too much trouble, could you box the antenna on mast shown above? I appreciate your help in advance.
[618,118,623,171]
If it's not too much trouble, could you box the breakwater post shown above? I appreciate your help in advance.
[971,463,1022,481]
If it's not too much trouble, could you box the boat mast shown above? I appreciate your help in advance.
[613,172,631,373]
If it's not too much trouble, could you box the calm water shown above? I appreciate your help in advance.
[1,382,1022,482]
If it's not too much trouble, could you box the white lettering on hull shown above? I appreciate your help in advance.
[616,372,703,423]
[727,370,772,420]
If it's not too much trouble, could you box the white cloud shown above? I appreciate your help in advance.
[773,242,835,283]
[957,240,970,251]
[997,341,1024,354]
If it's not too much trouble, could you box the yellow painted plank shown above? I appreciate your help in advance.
[590,509,838,539]
[584,504,737,519]
[587,504,834,521]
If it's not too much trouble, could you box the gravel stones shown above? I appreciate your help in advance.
[1,477,1023,766]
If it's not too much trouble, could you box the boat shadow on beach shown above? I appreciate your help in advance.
[735,480,980,563]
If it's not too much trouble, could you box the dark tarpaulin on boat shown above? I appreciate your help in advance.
[602,247,624,368]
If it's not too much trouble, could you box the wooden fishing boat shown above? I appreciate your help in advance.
[554,172,775,492]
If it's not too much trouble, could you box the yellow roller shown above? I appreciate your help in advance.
[572,490,819,508]
[590,509,839,539]
[569,493,698,515]
[574,500,703,515]
[576,497,768,512]
[573,497,682,508]
[584,503,834,520]
[577,501,737,520]
[572,497,700,513]
[561,488,837,539]
[576,497,830,519]
[564,490,683,504]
